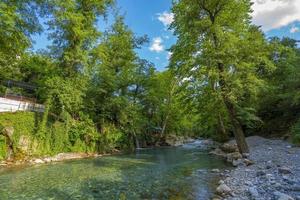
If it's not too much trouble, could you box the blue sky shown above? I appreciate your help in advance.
[33,0,300,71]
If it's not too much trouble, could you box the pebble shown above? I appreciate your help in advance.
[214,136,300,200]
[244,159,255,166]
[278,167,292,174]
[256,170,266,176]
[274,191,294,200]
[248,186,259,198]
[212,169,220,173]
[232,159,243,167]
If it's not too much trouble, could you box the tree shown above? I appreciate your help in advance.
[0,0,42,80]
[170,0,272,153]
[47,0,114,76]
[257,37,300,136]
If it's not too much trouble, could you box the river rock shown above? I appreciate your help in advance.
[221,143,238,153]
[274,191,294,200]
[216,183,232,196]
[290,185,300,191]
[33,159,44,164]
[209,148,227,158]
[165,135,184,147]
[228,152,242,160]
[43,157,52,163]
[278,167,292,174]
[212,169,220,173]
[248,186,259,199]
[244,159,254,166]
[256,170,266,176]
[232,159,243,167]
[53,153,87,161]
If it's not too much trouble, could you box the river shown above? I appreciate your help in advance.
[0,141,229,200]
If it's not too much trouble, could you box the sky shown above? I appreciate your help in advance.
[33,0,300,71]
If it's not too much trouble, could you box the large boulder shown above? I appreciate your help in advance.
[216,183,232,197]
[220,143,238,153]
[226,152,243,162]
[165,135,184,147]
[2,127,15,160]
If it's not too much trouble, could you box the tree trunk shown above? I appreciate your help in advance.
[217,63,249,154]
[161,114,169,137]
[217,113,228,141]
[208,14,249,153]
[223,98,249,153]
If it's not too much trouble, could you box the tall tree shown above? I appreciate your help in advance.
[47,0,114,76]
[0,0,42,80]
[170,0,272,153]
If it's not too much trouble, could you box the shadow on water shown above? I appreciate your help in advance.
[0,146,229,200]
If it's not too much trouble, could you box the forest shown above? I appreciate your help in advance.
[0,0,300,159]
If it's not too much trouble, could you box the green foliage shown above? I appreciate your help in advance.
[291,120,300,145]
[0,135,6,160]
[2,0,300,160]
[0,112,38,158]
[47,0,114,75]
[45,76,87,117]
[256,37,300,136]
[0,1,42,80]
[170,0,272,147]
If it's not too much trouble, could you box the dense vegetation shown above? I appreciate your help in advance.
[0,0,300,159]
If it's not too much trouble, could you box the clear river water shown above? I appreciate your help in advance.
[0,141,229,200]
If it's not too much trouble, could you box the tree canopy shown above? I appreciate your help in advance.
[0,0,300,157]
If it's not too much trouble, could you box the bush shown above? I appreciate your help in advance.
[291,120,300,145]
[0,112,38,158]
[0,136,6,160]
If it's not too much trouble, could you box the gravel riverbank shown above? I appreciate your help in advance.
[213,136,300,200]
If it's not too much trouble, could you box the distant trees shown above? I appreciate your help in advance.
[257,38,300,138]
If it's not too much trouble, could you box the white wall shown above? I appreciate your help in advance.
[0,97,44,113]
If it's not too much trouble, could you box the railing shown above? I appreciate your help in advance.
[0,97,44,113]
[4,94,37,103]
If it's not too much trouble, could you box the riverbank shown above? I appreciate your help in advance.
[212,136,300,200]
[0,136,196,168]
[0,152,115,167]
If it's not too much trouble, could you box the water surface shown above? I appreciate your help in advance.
[0,141,228,200]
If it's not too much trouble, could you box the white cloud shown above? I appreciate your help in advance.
[149,37,164,53]
[290,26,299,33]
[252,0,300,31]
[157,12,174,27]
[167,51,173,60]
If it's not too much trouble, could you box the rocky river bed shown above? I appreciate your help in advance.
[212,136,300,200]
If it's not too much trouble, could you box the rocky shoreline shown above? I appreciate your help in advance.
[0,152,116,168]
[0,136,194,168]
[211,136,300,200]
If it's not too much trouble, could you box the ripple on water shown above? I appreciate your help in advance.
[0,146,229,200]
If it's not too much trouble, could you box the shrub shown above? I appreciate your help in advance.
[291,120,300,145]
